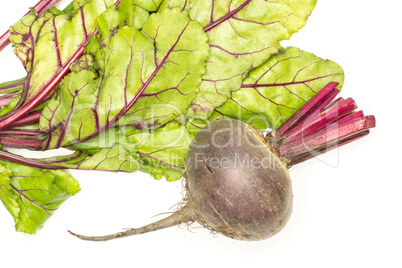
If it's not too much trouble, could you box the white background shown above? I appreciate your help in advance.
[0,0,401,267]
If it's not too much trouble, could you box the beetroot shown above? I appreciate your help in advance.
[185,119,292,240]
[68,83,376,241]
[70,119,292,241]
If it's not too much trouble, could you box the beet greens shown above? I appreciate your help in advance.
[0,0,375,238]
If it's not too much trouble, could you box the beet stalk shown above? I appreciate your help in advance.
[268,82,376,165]
[68,82,375,242]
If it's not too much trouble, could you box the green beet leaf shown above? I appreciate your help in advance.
[9,9,59,73]
[74,144,141,172]
[85,0,150,76]
[0,165,19,222]
[39,68,99,149]
[216,47,344,129]
[0,161,80,234]
[133,0,164,11]
[96,0,149,46]
[127,120,194,181]
[40,7,209,149]
[161,0,317,119]
[9,0,117,105]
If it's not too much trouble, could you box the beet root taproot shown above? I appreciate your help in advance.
[69,119,293,241]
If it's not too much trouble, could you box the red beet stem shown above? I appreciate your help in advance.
[287,130,370,165]
[272,82,376,165]
[0,32,11,53]
[280,114,375,156]
[274,82,340,138]
[337,110,364,125]
[0,136,43,150]
[0,0,61,52]
[5,110,41,128]
[0,126,45,149]
[283,97,358,141]
[0,149,68,169]
[0,129,43,136]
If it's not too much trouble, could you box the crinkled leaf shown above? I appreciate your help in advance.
[71,0,93,10]
[40,7,209,149]
[162,0,317,119]
[10,14,41,72]
[61,120,190,180]
[126,3,150,30]
[69,54,97,73]
[74,144,141,172]
[9,4,86,73]
[59,1,92,14]
[40,69,99,149]
[126,120,193,181]
[86,0,150,72]
[0,161,80,234]
[134,0,163,11]
[99,8,209,131]
[66,119,194,181]
[9,0,117,104]
[67,125,133,151]
[216,47,344,129]
[96,0,149,46]
[63,127,143,172]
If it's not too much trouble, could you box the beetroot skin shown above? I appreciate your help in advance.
[186,119,292,240]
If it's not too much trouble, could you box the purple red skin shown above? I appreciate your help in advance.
[185,119,293,241]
